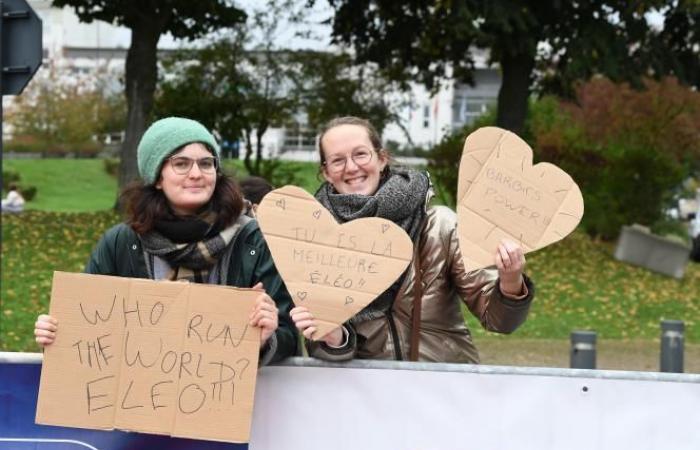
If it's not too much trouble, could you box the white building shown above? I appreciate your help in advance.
[383,65,500,150]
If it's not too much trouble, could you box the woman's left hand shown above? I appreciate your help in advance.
[495,239,526,296]
[249,282,278,348]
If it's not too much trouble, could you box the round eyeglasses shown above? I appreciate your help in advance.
[168,156,218,175]
[324,149,374,174]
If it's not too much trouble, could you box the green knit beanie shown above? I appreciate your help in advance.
[137,117,221,184]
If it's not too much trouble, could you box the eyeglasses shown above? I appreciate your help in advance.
[168,156,218,175]
[324,149,374,174]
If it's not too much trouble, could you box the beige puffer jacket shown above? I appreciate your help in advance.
[307,205,534,364]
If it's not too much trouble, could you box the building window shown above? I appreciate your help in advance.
[423,105,430,128]
[282,124,316,152]
[455,96,495,126]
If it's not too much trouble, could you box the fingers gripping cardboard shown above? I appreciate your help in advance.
[457,127,584,271]
[256,186,413,339]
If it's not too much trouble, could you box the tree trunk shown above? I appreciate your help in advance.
[117,25,160,196]
[496,49,536,135]
[243,127,254,174]
[254,123,268,176]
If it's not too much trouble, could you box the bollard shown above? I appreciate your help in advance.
[660,320,684,373]
[570,331,596,369]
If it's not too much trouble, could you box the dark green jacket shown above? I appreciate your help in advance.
[84,220,297,364]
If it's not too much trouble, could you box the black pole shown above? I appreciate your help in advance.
[570,330,596,369]
[660,320,684,373]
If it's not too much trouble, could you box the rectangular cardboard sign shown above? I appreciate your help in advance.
[36,271,261,443]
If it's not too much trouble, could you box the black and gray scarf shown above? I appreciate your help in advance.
[139,209,242,283]
[316,169,431,320]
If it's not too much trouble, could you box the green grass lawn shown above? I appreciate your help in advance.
[466,231,700,342]
[4,159,119,211]
[1,159,699,352]
[3,158,323,212]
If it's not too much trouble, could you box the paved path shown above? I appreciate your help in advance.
[477,338,700,373]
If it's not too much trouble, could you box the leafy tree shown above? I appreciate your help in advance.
[156,42,299,179]
[537,1,700,97]
[156,37,249,156]
[7,68,125,156]
[533,76,700,239]
[324,0,678,134]
[52,0,246,190]
[643,0,700,90]
[238,0,301,177]
[158,46,401,179]
[156,0,399,181]
[156,0,310,180]
[289,51,398,133]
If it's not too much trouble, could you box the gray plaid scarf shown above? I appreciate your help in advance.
[316,169,431,320]
[139,210,243,283]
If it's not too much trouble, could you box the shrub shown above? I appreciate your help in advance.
[20,186,37,202]
[2,170,21,190]
[6,70,123,160]
[5,136,102,157]
[259,159,301,188]
[4,136,45,154]
[103,158,120,177]
[533,76,700,239]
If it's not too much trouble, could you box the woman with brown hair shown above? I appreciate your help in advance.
[290,116,535,363]
[34,117,297,364]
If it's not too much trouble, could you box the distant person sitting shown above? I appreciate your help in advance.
[2,184,25,213]
[240,176,273,215]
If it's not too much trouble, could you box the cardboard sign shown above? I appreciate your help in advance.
[457,127,584,271]
[36,271,261,444]
[256,186,413,339]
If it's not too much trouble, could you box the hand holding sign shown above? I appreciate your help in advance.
[457,127,584,271]
[256,186,413,339]
[248,283,279,347]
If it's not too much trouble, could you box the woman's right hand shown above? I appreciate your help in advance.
[290,306,344,347]
[34,314,58,347]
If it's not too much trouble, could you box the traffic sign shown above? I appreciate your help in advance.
[1,0,42,96]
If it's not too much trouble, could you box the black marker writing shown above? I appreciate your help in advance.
[178,383,206,415]
[123,331,162,368]
[121,379,144,410]
[151,380,173,410]
[86,375,115,414]
[79,295,117,325]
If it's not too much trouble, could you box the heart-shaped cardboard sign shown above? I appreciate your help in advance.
[256,186,414,339]
[457,126,584,271]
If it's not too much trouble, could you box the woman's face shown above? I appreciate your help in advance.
[320,124,388,196]
[156,142,217,216]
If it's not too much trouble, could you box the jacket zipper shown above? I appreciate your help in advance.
[386,310,403,360]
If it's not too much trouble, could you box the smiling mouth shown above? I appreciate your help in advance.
[344,176,367,185]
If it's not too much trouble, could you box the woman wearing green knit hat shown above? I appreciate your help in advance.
[34,117,297,365]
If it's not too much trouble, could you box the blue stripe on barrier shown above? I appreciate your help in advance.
[0,362,246,449]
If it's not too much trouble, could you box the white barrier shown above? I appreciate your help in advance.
[3,353,699,449]
[250,358,700,450]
